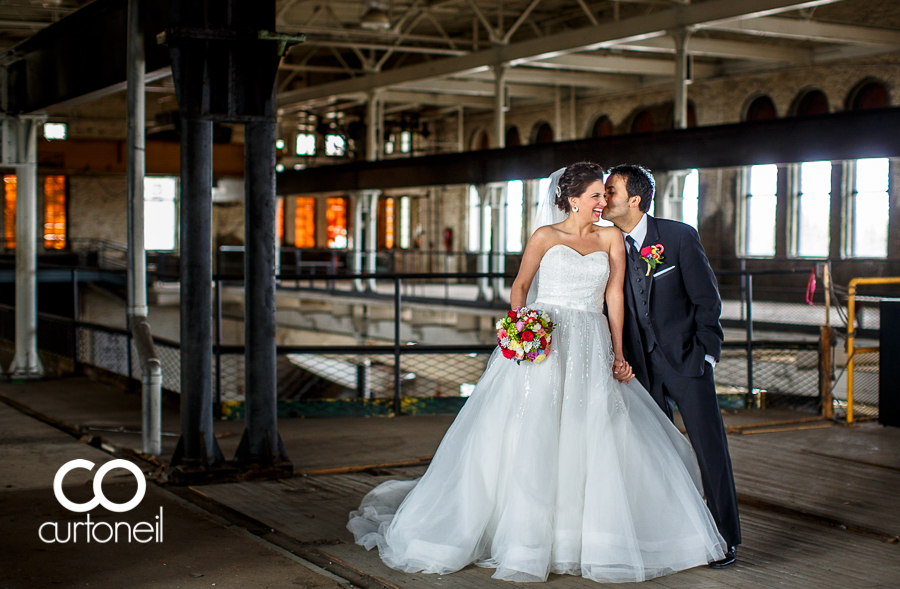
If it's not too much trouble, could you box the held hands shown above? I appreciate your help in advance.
[612,355,634,384]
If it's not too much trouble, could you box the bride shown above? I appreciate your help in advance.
[347,163,727,583]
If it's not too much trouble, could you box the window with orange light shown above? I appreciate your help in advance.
[43,175,67,249]
[276,197,284,245]
[3,175,15,250]
[294,197,316,248]
[326,197,347,249]
[379,197,394,249]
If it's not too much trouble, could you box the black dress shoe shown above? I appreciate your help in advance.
[709,546,736,568]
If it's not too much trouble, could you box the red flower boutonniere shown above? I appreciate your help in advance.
[639,244,665,276]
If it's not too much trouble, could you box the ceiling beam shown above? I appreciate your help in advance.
[616,35,812,63]
[528,53,720,78]
[456,66,645,90]
[397,79,548,98]
[381,90,495,108]
[277,0,836,108]
[701,16,900,46]
[277,107,900,192]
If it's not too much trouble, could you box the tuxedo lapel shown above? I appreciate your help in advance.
[644,215,661,301]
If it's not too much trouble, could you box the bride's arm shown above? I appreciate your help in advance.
[605,233,634,382]
[510,228,551,309]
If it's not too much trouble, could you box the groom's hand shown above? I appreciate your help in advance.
[613,357,634,384]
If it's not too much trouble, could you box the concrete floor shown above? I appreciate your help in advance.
[1,376,899,588]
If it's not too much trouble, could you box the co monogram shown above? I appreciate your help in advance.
[53,459,146,513]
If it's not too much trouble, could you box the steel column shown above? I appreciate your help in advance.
[476,185,491,300]
[673,28,691,131]
[352,194,365,291]
[366,191,380,291]
[9,118,43,379]
[493,64,507,148]
[236,117,286,465]
[173,117,223,467]
[126,0,147,319]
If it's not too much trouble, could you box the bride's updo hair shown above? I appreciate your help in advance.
[555,162,606,213]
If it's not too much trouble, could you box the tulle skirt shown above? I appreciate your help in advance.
[347,303,726,583]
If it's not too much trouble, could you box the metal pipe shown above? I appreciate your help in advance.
[394,276,402,415]
[746,273,754,400]
[143,359,162,455]
[847,281,856,423]
[366,90,380,162]
[126,0,147,318]
[9,118,43,379]
[240,117,284,464]
[175,117,222,466]
[352,194,365,292]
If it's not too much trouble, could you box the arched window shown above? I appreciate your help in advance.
[846,79,890,110]
[744,95,778,121]
[791,89,829,117]
[505,125,521,147]
[532,122,554,144]
[470,128,490,151]
[590,115,614,138]
[631,110,654,134]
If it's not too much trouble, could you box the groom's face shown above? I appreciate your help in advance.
[602,174,639,226]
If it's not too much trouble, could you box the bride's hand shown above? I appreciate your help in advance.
[612,355,634,384]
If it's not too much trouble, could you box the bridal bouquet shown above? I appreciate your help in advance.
[496,306,555,364]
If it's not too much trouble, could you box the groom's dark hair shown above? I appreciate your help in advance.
[607,164,655,213]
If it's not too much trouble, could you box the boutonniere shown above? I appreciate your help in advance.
[640,244,665,276]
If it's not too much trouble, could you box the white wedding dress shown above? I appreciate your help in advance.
[347,244,727,583]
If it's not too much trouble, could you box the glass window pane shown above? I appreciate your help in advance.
[325,135,346,157]
[749,164,777,196]
[144,177,178,251]
[4,175,16,250]
[682,169,699,230]
[746,193,777,256]
[326,197,347,248]
[506,180,524,252]
[43,175,67,249]
[856,158,889,193]
[295,133,316,156]
[399,196,411,249]
[294,197,316,248]
[746,165,778,256]
[797,161,831,258]
[854,191,889,257]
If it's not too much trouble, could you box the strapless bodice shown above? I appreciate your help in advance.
[532,244,609,313]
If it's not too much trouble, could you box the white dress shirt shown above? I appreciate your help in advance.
[621,214,716,369]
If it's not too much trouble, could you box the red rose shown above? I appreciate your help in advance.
[507,310,518,320]
[502,348,516,359]
[540,337,547,347]
[522,330,535,342]
[640,246,652,257]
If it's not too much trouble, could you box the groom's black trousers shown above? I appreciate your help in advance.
[645,347,742,548]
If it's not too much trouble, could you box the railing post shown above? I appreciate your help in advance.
[394,275,402,415]
[215,277,222,419]
[746,273,755,404]
[847,281,856,423]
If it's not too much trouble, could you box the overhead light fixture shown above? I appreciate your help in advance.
[360,1,391,31]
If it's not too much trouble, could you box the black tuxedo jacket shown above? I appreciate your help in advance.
[622,215,724,389]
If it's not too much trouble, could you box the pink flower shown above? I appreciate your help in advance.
[499,329,507,339]
[516,321,525,331]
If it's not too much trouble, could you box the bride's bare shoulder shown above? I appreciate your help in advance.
[596,226,625,251]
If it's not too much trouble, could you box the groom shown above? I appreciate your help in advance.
[602,165,741,567]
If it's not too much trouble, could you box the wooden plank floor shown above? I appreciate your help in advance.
[195,420,900,588]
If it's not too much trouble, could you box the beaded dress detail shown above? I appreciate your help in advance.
[347,245,726,583]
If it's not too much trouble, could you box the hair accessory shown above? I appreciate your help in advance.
[555,185,561,198]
